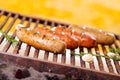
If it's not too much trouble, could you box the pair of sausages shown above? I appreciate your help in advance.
[16,24,115,54]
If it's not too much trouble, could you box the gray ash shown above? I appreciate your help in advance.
[0,62,82,80]
[0,62,65,80]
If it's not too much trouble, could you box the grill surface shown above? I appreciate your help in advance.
[0,9,120,80]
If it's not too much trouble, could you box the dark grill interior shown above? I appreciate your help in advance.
[0,9,120,80]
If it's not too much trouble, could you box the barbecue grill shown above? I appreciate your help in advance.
[0,9,120,80]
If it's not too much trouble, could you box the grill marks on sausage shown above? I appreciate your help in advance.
[16,26,97,54]
[53,26,96,48]
[34,27,78,49]
[34,26,97,49]
[69,25,115,45]
[16,28,66,54]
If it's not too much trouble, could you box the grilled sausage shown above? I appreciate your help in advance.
[80,33,96,48]
[53,26,97,48]
[54,33,78,49]
[34,27,78,50]
[69,25,115,45]
[16,28,66,54]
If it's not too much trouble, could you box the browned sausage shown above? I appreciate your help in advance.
[80,33,96,48]
[34,27,78,50]
[53,33,78,49]
[16,28,66,54]
[53,26,97,48]
[69,25,115,45]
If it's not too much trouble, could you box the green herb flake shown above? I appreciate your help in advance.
[0,30,19,47]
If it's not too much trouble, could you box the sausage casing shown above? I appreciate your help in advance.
[69,25,115,45]
[54,26,97,48]
[16,28,66,54]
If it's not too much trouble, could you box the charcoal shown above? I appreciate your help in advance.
[15,69,30,79]
[0,73,9,80]
[22,69,31,78]
[15,69,23,79]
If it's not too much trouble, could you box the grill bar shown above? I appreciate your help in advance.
[80,47,86,67]
[102,46,114,73]
[88,48,95,69]
[61,25,67,64]
[5,14,18,33]
[0,13,11,29]
[33,49,39,58]
[43,21,49,61]
[0,11,4,18]
[33,20,40,58]
[0,13,12,44]
[52,21,58,62]
[0,9,120,79]
[61,54,66,63]
[70,50,75,65]
[114,60,120,74]
[2,14,18,52]
[34,19,39,28]
[44,51,49,60]
[53,54,57,62]
[114,42,120,74]
[13,16,26,54]
[95,47,105,71]
[24,18,33,56]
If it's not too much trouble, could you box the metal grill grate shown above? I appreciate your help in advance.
[0,9,120,80]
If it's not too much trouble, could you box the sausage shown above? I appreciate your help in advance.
[80,33,96,48]
[34,27,78,50]
[53,26,97,48]
[69,25,115,45]
[16,28,66,54]
[54,33,78,49]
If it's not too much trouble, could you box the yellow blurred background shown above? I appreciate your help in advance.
[0,0,120,34]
